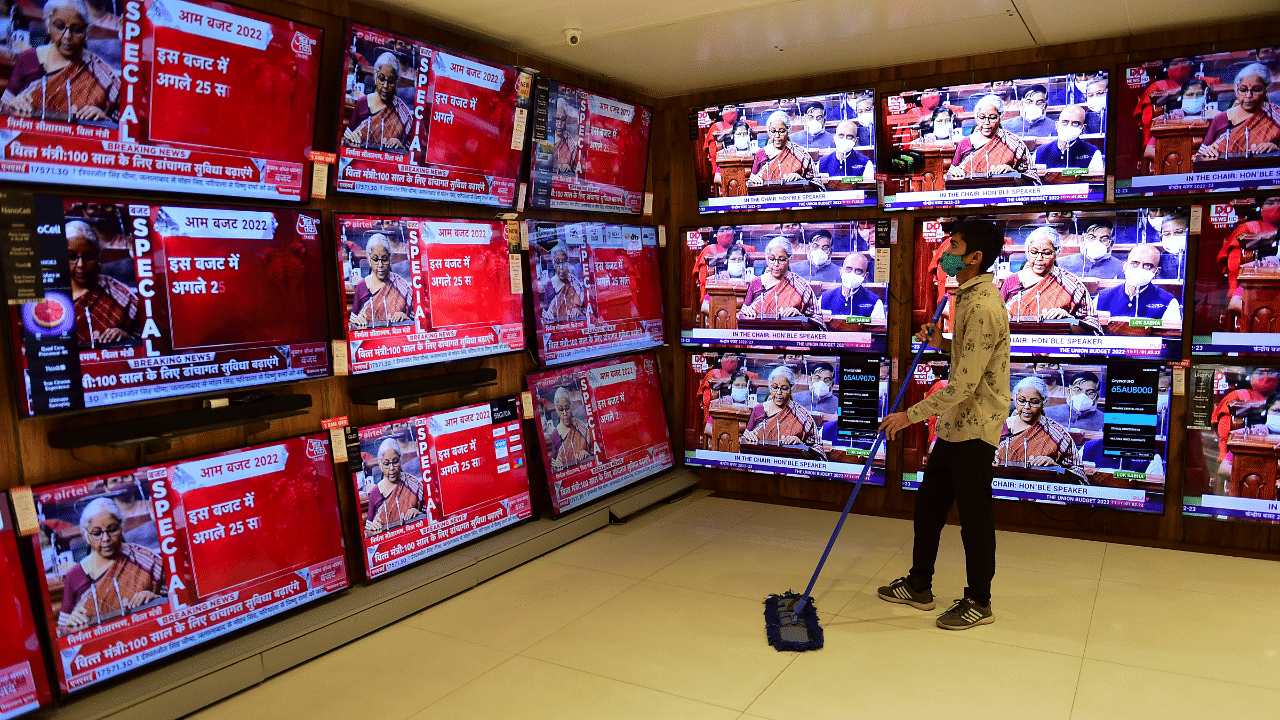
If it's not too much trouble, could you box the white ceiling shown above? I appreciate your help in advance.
[378,0,1276,97]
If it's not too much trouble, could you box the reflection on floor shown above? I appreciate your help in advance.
[189,491,1280,720]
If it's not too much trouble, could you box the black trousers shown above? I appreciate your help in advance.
[908,438,997,606]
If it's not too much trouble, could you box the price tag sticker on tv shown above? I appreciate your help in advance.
[519,222,530,250]
[875,247,890,283]
[329,429,348,462]
[332,341,349,376]
[1190,206,1203,234]
[658,226,667,248]
[207,398,229,409]
[516,183,527,212]
[521,391,534,419]
[1106,176,1115,203]
[509,254,524,294]
[643,193,654,216]
[511,108,528,151]
[310,163,328,199]
[377,398,396,411]
[8,485,38,536]
[1173,366,1186,395]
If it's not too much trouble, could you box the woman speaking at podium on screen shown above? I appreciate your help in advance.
[998,225,1102,334]
[1,0,120,124]
[740,365,823,457]
[737,236,824,328]
[945,94,1031,181]
[1195,63,1280,160]
[747,111,816,187]
[995,376,1084,480]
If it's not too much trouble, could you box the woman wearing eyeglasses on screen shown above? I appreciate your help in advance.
[1196,63,1280,159]
[995,376,1084,480]
[57,497,164,635]
[945,94,1031,180]
[1,0,119,124]
[998,225,1102,333]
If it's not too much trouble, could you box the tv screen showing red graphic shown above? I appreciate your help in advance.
[528,352,674,516]
[692,90,877,213]
[8,195,331,417]
[526,221,664,366]
[345,396,532,580]
[0,0,323,200]
[336,22,532,207]
[334,213,525,374]
[1190,196,1280,356]
[529,78,651,214]
[30,434,348,694]
[1115,48,1280,198]
[880,72,1109,211]
[0,497,53,718]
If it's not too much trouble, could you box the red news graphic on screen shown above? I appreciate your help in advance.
[0,0,323,200]
[526,221,664,366]
[529,78,651,214]
[346,397,532,579]
[334,214,525,374]
[336,22,533,206]
[29,434,348,694]
[528,353,674,516]
[1115,48,1280,198]
[1190,196,1280,356]
[0,497,53,719]
[8,195,331,417]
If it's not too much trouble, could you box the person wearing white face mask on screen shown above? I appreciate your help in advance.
[1094,243,1182,325]
[1003,85,1055,137]
[1057,219,1124,280]
[1084,77,1108,134]
[1156,214,1189,280]
[921,106,957,143]
[1034,105,1104,174]
[820,253,884,319]
[1046,371,1105,432]
[1165,78,1219,121]
[787,229,841,283]
[788,100,835,149]
[792,362,839,415]
[818,120,874,179]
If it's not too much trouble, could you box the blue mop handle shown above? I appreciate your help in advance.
[794,294,950,615]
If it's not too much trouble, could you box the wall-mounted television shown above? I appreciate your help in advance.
[1115,48,1280,198]
[345,397,532,579]
[683,351,887,483]
[911,209,1188,360]
[0,0,324,200]
[528,352,673,516]
[0,496,52,717]
[334,214,525,375]
[525,221,664,366]
[692,90,877,213]
[529,79,651,214]
[7,196,331,417]
[336,22,532,207]
[1190,196,1280,355]
[880,72,1109,210]
[679,221,887,354]
[30,434,348,693]
[902,359,1170,514]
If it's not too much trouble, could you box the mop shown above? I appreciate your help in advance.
[764,295,949,651]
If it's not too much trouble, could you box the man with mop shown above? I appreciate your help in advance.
[877,219,1010,630]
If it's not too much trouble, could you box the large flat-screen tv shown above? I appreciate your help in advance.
[345,397,533,579]
[679,221,887,354]
[1184,363,1280,523]
[334,214,525,374]
[1190,196,1280,355]
[910,209,1188,359]
[335,22,532,206]
[528,352,673,516]
[880,72,1109,211]
[0,496,53,717]
[683,351,887,483]
[7,195,331,417]
[902,359,1170,514]
[526,221,664,366]
[30,434,349,693]
[529,79,651,214]
[692,90,877,213]
[0,0,323,200]
[1115,48,1280,198]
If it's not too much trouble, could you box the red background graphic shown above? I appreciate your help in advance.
[0,499,52,715]
[424,240,520,328]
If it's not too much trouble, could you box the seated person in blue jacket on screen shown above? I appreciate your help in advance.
[1056,219,1124,280]
[1094,244,1181,323]
[1045,371,1105,432]
[793,362,839,415]
[788,229,841,283]
[1003,85,1056,137]
[1033,105,1103,174]
[789,101,836,149]
[820,253,885,319]
[818,120,875,178]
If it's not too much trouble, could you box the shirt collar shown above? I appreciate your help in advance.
[957,273,994,293]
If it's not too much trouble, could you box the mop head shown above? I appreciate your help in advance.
[763,592,823,651]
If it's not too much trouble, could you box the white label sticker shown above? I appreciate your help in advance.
[330,428,348,462]
[509,254,523,294]
[657,225,667,248]
[310,163,328,199]
[874,247,890,283]
[9,486,38,536]
[511,107,528,150]
[518,222,530,250]
[1190,206,1203,234]
[516,182,527,212]
[1173,366,1186,395]
[377,398,395,411]
[521,391,534,419]
[1106,175,1115,203]
[643,193,654,216]
[331,341,348,376]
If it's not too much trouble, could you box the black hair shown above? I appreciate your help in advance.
[808,228,833,242]
[729,371,749,386]
[1070,371,1101,388]
[950,219,1004,271]
[1085,218,1115,233]
[801,100,826,115]
[931,106,955,123]
[1024,84,1049,99]
[812,362,835,377]
[726,244,747,260]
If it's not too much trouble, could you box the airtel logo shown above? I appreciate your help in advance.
[37,224,62,235]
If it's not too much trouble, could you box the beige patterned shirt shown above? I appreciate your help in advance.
[906,273,1010,448]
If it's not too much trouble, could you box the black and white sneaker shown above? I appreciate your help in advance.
[936,597,993,630]
[876,577,935,611]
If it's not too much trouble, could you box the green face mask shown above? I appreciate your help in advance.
[938,252,967,277]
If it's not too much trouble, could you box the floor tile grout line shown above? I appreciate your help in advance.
[1068,553,1104,720]
[1079,656,1280,695]
[859,616,1089,662]
[402,652,527,720]
[740,649,803,717]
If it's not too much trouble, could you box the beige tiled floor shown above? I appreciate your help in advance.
[189,493,1280,720]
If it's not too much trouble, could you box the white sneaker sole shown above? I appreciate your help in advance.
[936,614,994,630]
[877,590,936,611]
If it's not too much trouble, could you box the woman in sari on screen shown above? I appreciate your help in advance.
[541,245,587,323]
[364,438,426,536]
[748,111,816,186]
[738,236,824,327]
[996,376,1083,478]
[68,220,140,349]
[2,0,119,123]
[552,98,580,174]
[57,498,164,635]
[350,234,414,329]
[343,51,414,151]
[548,386,595,472]
[998,226,1102,333]
[740,365,823,457]
[1196,64,1280,160]
[946,94,1030,179]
